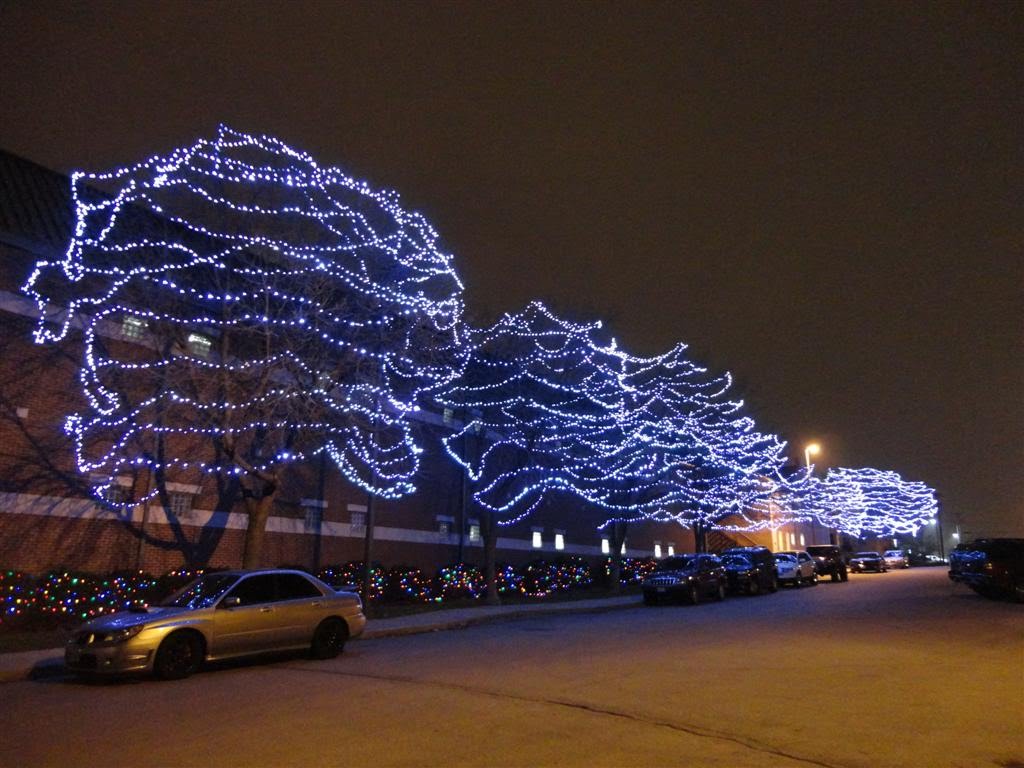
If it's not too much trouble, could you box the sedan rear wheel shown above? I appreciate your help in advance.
[311,618,348,660]
[154,631,203,680]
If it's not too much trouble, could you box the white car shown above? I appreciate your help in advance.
[774,551,818,587]
[883,549,909,569]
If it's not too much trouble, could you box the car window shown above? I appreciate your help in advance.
[276,573,323,600]
[161,574,239,609]
[798,553,811,562]
[225,574,277,606]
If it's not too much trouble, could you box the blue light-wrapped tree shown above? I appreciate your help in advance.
[808,467,937,538]
[595,341,809,550]
[437,302,659,599]
[24,126,466,568]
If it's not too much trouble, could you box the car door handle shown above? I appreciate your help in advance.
[310,601,322,607]
[259,607,274,613]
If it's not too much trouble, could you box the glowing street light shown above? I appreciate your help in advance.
[804,442,821,471]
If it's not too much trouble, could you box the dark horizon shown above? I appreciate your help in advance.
[1,1,1020,537]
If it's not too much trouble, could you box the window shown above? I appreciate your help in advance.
[799,533,806,546]
[443,407,455,426]
[350,511,367,534]
[168,492,192,518]
[438,520,451,536]
[224,574,276,606]
[601,538,610,555]
[667,543,675,557]
[187,333,212,358]
[122,316,147,340]
[304,505,323,530]
[15,407,28,420]
[532,530,543,549]
[620,541,627,556]
[468,524,481,542]
[788,532,796,547]
[554,532,565,551]
[276,573,322,601]
[654,542,662,559]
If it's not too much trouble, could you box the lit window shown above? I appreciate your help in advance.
[799,533,806,546]
[187,333,212,358]
[532,530,543,548]
[667,543,675,557]
[554,532,565,551]
[601,538,610,555]
[654,542,662,559]
[122,316,146,340]
[620,541,627,556]
[789,532,795,547]
[469,524,481,542]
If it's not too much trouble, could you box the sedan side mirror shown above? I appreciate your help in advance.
[220,596,242,609]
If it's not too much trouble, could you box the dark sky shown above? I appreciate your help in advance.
[2,2,1021,537]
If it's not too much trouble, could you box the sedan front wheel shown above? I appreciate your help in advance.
[311,618,348,660]
[154,631,203,680]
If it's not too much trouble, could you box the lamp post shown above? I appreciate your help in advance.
[804,442,821,471]
[804,442,822,544]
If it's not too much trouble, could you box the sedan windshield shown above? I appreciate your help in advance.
[855,552,880,559]
[656,555,697,571]
[160,574,240,609]
[774,554,797,563]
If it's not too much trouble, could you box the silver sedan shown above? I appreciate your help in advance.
[64,569,366,679]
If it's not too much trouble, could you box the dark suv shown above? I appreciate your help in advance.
[642,554,728,605]
[719,547,778,594]
[949,539,1024,602]
[805,545,849,582]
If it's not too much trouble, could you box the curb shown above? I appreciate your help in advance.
[0,596,640,683]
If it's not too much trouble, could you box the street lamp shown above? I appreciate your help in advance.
[804,442,821,471]
[804,442,823,545]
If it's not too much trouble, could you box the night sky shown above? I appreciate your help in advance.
[1,2,1020,537]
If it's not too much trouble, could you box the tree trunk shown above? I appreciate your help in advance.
[607,521,628,595]
[694,520,707,553]
[241,494,275,569]
[480,509,501,605]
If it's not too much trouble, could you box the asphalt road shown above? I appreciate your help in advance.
[1,568,1021,768]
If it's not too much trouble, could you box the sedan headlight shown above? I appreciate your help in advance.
[107,625,146,644]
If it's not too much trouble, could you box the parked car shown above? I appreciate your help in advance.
[719,546,779,594]
[883,549,910,569]
[721,553,761,595]
[948,538,1024,602]
[642,554,727,605]
[774,552,816,587]
[777,550,818,586]
[65,569,366,680]
[849,551,888,573]
[805,544,849,582]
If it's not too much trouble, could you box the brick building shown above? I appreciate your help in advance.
[0,149,816,575]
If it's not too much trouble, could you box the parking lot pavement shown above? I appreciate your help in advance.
[0,592,641,683]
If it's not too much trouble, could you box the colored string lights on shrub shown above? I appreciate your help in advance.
[23,125,467,508]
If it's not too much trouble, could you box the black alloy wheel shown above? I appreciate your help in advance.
[154,632,203,680]
[311,618,348,660]
[747,578,760,596]
[688,583,700,605]
[716,582,726,601]
[769,576,778,593]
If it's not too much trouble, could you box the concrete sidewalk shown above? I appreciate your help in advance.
[0,593,640,683]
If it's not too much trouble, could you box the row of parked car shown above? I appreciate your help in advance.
[641,544,910,605]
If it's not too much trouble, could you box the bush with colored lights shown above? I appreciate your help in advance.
[1,557,654,629]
